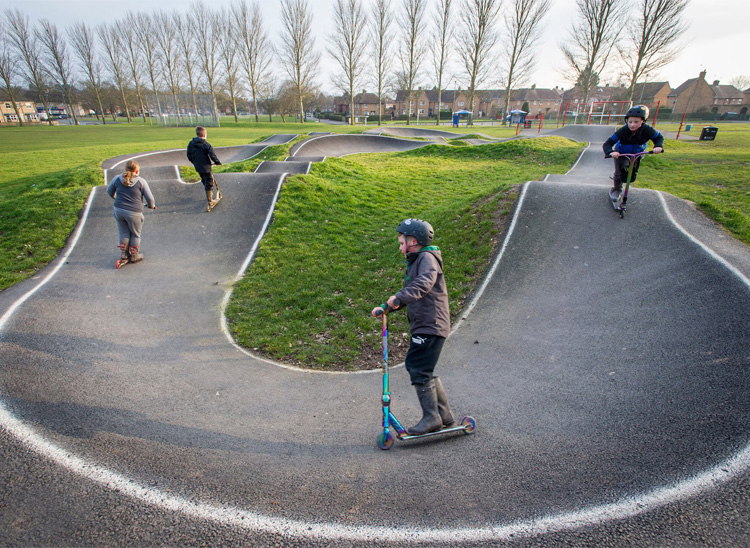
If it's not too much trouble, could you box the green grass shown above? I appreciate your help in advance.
[226,137,584,370]
[636,127,750,244]
[1,121,749,371]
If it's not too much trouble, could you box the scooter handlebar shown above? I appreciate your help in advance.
[374,298,401,316]
[605,150,657,159]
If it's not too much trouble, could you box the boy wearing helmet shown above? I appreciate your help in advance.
[371,219,454,436]
[602,105,664,201]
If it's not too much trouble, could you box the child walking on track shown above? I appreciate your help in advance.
[371,218,455,436]
[106,159,156,267]
[603,105,664,201]
[186,126,222,211]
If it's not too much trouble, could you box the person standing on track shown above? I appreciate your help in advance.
[106,159,156,265]
[371,218,456,436]
[186,126,222,210]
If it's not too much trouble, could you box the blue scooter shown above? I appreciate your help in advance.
[375,301,476,450]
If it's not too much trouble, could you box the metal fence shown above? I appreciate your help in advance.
[144,93,218,127]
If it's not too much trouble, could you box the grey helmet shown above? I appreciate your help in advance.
[397,218,434,246]
[625,105,649,121]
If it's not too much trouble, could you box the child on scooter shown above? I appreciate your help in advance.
[603,105,664,201]
[371,218,454,435]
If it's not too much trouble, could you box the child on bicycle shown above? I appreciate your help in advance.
[603,105,664,201]
[371,219,455,436]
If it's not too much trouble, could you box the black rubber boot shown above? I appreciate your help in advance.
[406,379,442,435]
[433,376,455,427]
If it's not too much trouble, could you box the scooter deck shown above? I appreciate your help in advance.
[395,417,476,441]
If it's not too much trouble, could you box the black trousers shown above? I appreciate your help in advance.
[612,156,641,188]
[404,334,446,385]
[199,171,215,191]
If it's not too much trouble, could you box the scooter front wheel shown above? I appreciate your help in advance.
[461,416,476,435]
[377,430,394,450]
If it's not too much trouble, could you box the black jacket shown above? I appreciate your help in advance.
[603,123,664,156]
[186,137,221,173]
[395,247,451,338]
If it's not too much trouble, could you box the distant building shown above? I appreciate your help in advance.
[0,99,39,123]
[666,70,742,118]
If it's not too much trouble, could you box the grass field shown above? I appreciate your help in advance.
[0,120,748,369]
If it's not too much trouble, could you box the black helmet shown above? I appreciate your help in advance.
[397,218,434,246]
[625,105,649,121]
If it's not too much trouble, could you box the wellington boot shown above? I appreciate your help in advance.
[406,379,442,435]
[433,376,455,427]
[118,243,129,260]
[129,246,143,263]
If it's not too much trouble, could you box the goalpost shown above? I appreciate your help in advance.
[588,100,632,125]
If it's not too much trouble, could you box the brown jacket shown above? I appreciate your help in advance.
[395,247,450,338]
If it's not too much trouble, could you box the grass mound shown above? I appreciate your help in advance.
[226,137,584,370]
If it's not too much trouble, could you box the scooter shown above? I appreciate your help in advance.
[375,300,476,450]
[606,150,654,218]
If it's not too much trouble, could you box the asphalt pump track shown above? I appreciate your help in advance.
[1,128,749,546]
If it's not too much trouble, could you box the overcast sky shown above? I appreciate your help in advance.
[3,0,748,93]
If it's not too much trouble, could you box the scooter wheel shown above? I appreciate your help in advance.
[461,416,476,435]
[377,431,394,450]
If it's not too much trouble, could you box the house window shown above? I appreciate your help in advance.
[364,104,368,108]
[458,101,464,107]
[418,109,424,114]
[4,103,10,109]
[419,101,424,106]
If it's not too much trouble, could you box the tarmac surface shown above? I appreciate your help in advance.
[1,126,749,546]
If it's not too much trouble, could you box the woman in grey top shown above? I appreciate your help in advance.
[106,159,156,266]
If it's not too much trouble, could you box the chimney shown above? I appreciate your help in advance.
[699,70,707,80]
[531,84,536,89]
[712,80,720,86]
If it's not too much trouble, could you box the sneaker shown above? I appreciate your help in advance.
[609,187,622,201]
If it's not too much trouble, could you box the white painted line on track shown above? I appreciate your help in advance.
[658,192,750,287]
[2,144,750,544]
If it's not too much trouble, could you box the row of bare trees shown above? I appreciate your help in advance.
[0,0,689,128]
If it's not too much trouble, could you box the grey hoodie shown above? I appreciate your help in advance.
[395,246,450,338]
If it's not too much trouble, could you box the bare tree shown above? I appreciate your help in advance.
[371,0,393,126]
[36,19,79,125]
[457,0,502,120]
[5,9,53,124]
[234,0,274,123]
[500,0,551,124]
[153,10,183,125]
[397,0,428,125]
[328,0,368,125]
[431,0,453,126]
[193,1,222,126]
[175,13,200,124]
[99,22,132,122]
[219,6,241,123]
[279,0,320,123]
[730,75,750,91]
[122,12,148,123]
[561,0,622,115]
[70,22,107,123]
[0,22,24,125]
[619,0,689,102]
[135,12,163,120]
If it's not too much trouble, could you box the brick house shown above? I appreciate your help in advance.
[709,80,744,117]
[629,82,672,109]
[0,99,40,123]
[505,85,564,118]
[333,92,391,117]
[668,71,715,116]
